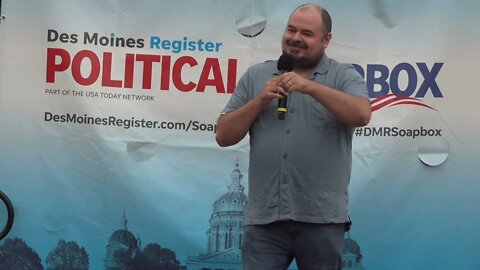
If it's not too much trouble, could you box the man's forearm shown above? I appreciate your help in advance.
[305,80,371,127]
[215,97,266,147]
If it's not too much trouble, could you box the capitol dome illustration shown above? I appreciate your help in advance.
[185,160,366,270]
[104,211,141,269]
[186,160,247,270]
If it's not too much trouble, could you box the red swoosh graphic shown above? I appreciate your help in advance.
[370,95,436,111]
[371,94,396,106]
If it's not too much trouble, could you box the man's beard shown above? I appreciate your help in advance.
[284,40,322,69]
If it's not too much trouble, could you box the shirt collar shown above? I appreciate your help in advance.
[312,54,329,75]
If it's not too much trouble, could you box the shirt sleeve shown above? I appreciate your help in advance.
[221,67,252,114]
[339,64,369,100]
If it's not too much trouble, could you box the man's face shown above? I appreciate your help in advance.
[281,7,331,69]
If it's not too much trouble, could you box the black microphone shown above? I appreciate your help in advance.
[277,54,295,120]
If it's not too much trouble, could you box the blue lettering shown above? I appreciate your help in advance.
[188,41,196,51]
[416,63,443,97]
[367,64,390,98]
[149,36,223,53]
[354,62,443,98]
[171,40,182,53]
[150,36,160,49]
[390,63,417,96]
[161,39,171,50]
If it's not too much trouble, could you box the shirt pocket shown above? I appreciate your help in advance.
[308,100,339,128]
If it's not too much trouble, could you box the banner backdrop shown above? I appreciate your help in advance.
[1,0,479,269]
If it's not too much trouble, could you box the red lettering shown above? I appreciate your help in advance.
[72,50,100,86]
[173,56,197,92]
[124,53,135,88]
[45,49,238,93]
[160,55,171,91]
[197,58,224,93]
[136,54,161,90]
[102,52,122,87]
[227,59,237,93]
[46,48,71,83]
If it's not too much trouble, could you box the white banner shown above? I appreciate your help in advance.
[1,0,479,269]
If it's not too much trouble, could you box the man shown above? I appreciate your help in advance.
[216,3,371,270]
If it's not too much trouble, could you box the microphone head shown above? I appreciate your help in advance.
[277,53,295,72]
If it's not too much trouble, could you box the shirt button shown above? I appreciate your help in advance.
[282,153,288,159]
[290,108,295,113]
[286,129,290,134]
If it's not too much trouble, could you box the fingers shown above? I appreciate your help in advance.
[278,73,295,91]
[278,72,305,93]
[258,79,286,104]
[270,76,292,92]
[264,73,301,101]
[266,77,286,95]
[272,84,287,98]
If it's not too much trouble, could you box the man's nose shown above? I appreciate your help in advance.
[291,32,302,40]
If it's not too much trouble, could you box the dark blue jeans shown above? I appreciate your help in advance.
[242,220,345,270]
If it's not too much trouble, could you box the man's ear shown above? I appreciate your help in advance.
[323,32,332,49]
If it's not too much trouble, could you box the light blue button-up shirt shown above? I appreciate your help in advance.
[223,55,368,225]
